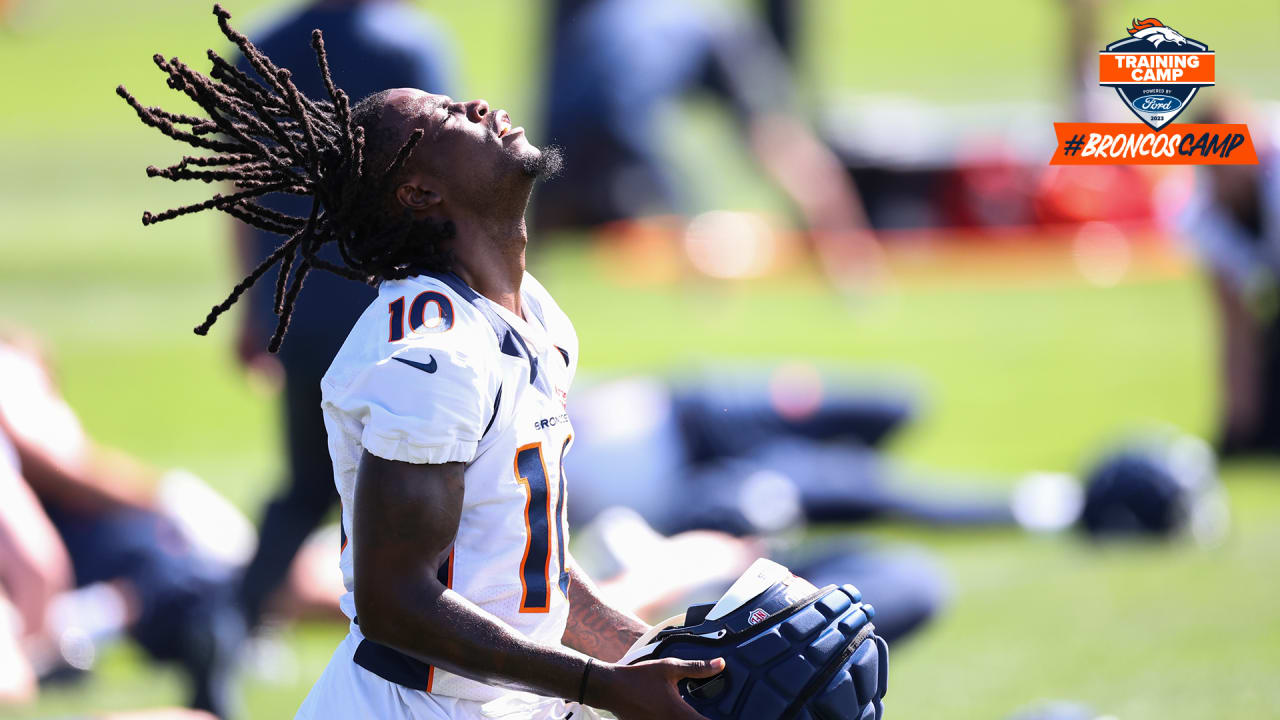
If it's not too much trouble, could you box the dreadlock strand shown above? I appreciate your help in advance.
[213,6,342,136]
[382,129,425,181]
[311,30,352,150]
[123,73,243,150]
[177,153,257,168]
[214,5,292,103]
[220,202,304,237]
[147,106,220,135]
[209,48,341,136]
[276,68,330,170]
[162,165,280,184]
[206,49,284,110]
[273,198,320,313]
[266,257,314,352]
[310,256,371,283]
[118,85,247,153]
[193,229,307,336]
[352,126,367,179]
[273,242,299,315]
[334,127,367,213]
[202,53,336,157]
[276,196,325,311]
[231,199,309,229]
[323,217,370,279]
[141,181,298,226]
[163,55,312,175]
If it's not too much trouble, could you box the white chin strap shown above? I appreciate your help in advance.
[619,612,687,665]
[620,558,814,665]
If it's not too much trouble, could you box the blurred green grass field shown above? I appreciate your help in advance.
[2,0,1279,718]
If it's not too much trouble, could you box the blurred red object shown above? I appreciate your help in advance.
[1033,165,1156,226]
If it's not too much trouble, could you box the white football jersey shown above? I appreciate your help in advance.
[320,270,578,703]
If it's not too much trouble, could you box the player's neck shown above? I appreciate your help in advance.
[449,213,528,317]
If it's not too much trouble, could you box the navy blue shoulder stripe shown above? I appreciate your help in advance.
[522,286,548,329]
[482,385,503,439]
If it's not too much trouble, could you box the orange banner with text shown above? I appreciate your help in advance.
[1050,123,1257,165]
[1098,53,1215,85]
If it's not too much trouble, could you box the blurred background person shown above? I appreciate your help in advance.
[562,370,963,647]
[0,333,245,716]
[0,448,215,720]
[228,0,457,636]
[574,506,946,646]
[534,0,884,284]
[0,415,71,704]
[0,330,349,717]
[566,371,1019,536]
[1180,103,1280,456]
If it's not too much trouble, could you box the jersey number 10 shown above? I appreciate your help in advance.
[388,291,455,341]
[514,438,571,612]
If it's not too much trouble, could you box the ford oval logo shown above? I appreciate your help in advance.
[1132,95,1183,113]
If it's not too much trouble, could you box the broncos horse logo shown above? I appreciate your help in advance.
[1127,18,1188,48]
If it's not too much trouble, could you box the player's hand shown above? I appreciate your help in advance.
[587,657,724,720]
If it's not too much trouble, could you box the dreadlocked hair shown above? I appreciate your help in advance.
[118,4,456,352]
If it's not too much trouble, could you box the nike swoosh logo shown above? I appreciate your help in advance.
[393,355,437,374]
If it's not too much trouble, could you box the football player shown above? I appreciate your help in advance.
[301,89,725,720]
[120,8,721,719]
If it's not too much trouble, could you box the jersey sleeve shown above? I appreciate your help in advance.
[324,341,494,465]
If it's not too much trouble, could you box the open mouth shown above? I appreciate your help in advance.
[497,112,513,138]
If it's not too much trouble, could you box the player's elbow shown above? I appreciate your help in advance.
[357,613,397,647]
[354,572,445,647]
[354,583,403,645]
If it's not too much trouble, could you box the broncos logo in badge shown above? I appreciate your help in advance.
[1127,18,1188,49]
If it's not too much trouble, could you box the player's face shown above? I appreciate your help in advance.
[386,89,544,211]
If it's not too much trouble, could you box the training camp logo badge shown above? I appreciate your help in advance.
[1100,18,1213,131]
[1049,16,1255,165]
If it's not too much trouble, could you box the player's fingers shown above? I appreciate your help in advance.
[658,683,708,720]
[666,657,725,679]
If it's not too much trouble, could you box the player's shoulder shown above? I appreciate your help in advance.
[323,274,499,391]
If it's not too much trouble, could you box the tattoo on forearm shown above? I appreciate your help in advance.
[565,570,647,662]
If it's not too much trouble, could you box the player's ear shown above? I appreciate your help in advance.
[395,181,443,214]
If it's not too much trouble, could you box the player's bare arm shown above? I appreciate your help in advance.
[354,451,721,718]
[353,452,585,695]
[562,561,648,662]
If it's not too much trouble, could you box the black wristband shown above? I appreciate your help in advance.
[577,657,595,704]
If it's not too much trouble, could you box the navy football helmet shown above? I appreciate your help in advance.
[621,559,888,720]
[1080,431,1228,542]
